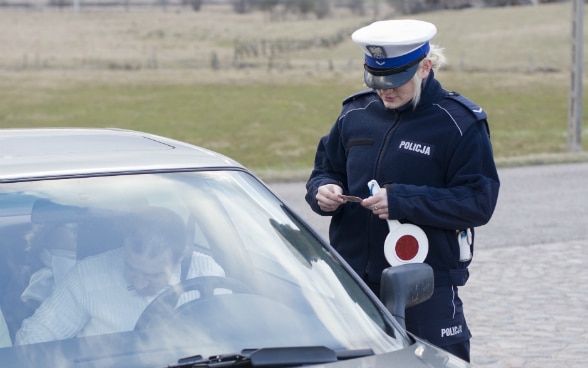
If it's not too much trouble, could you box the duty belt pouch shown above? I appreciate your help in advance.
[449,268,469,286]
[457,229,473,262]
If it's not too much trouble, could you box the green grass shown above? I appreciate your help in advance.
[2,71,584,172]
[0,78,355,170]
[440,72,576,157]
[1,2,587,176]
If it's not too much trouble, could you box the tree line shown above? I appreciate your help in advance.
[1,0,569,15]
[226,0,568,17]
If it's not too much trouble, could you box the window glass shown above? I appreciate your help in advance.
[0,170,402,364]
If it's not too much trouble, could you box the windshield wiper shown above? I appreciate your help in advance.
[169,346,374,368]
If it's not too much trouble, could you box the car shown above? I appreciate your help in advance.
[0,128,471,367]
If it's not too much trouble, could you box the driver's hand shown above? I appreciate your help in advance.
[316,184,344,212]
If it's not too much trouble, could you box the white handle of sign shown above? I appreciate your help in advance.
[367,179,401,232]
[368,180,429,266]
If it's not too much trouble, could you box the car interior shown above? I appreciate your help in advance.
[0,171,393,363]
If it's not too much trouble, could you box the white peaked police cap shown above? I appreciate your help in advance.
[351,19,437,90]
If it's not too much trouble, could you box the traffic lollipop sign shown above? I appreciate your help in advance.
[368,180,429,266]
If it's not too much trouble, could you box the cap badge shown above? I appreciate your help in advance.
[366,45,387,59]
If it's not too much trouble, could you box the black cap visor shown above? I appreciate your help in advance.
[363,54,425,90]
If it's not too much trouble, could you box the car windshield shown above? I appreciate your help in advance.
[0,170,404,367]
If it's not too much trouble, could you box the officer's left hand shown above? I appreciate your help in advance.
[362,190,389,220]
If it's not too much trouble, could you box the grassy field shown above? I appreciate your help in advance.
[0,2,587,178]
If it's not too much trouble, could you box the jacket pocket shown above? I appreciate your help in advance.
[345,138,374,149]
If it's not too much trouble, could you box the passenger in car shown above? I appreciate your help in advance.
[1,200,80,341]
[14,206,224,345]
[20,222,78,304]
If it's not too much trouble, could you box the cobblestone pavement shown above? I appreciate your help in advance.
[268,162,588,368]
[464,240,587,367]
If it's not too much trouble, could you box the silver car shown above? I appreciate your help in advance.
[0,128,470,367]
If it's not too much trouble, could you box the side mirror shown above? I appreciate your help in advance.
[380,263,434,329]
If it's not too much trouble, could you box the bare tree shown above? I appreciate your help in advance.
[348,0,366,15]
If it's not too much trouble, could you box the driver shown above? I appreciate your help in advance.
[15,206,224,345]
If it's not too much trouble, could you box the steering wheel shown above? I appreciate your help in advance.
[134,276,250,330]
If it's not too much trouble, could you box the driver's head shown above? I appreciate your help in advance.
[123,207,186,296]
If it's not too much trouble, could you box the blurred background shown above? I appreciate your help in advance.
[0,0,586,179]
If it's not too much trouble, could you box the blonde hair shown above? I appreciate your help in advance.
[411,44,447,109]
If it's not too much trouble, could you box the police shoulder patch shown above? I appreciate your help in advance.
[444,91,487,120]
[342,89,377,105]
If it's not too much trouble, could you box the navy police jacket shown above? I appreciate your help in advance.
[305,73,500,286]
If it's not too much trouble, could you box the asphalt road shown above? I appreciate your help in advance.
[268,162,588,368]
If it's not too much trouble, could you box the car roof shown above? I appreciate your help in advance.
[0,128,244,181]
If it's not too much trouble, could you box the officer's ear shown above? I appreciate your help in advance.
[418,59,433,79]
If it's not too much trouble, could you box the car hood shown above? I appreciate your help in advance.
[323,340,471,368]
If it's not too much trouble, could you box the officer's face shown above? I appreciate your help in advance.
[375,60,432,110]
[376,81,415,109]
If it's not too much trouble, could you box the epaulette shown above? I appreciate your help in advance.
[444,91,487,121]
[342,89,376,105]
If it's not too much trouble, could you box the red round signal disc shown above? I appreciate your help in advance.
[384,224,429,266]
[395,235,419,260]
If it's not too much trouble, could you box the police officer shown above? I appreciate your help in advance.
[305,19,500,362]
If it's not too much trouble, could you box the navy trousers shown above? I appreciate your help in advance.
[367,281,471,362]
[405,285,471,362]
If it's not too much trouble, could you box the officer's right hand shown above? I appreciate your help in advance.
[316,184,344,212]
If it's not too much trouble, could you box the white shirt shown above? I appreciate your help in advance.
[15,248,224,345]
[21,248,77,304]
[0,310,10,348]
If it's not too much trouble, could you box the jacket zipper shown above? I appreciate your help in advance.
[364,113,401,276]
